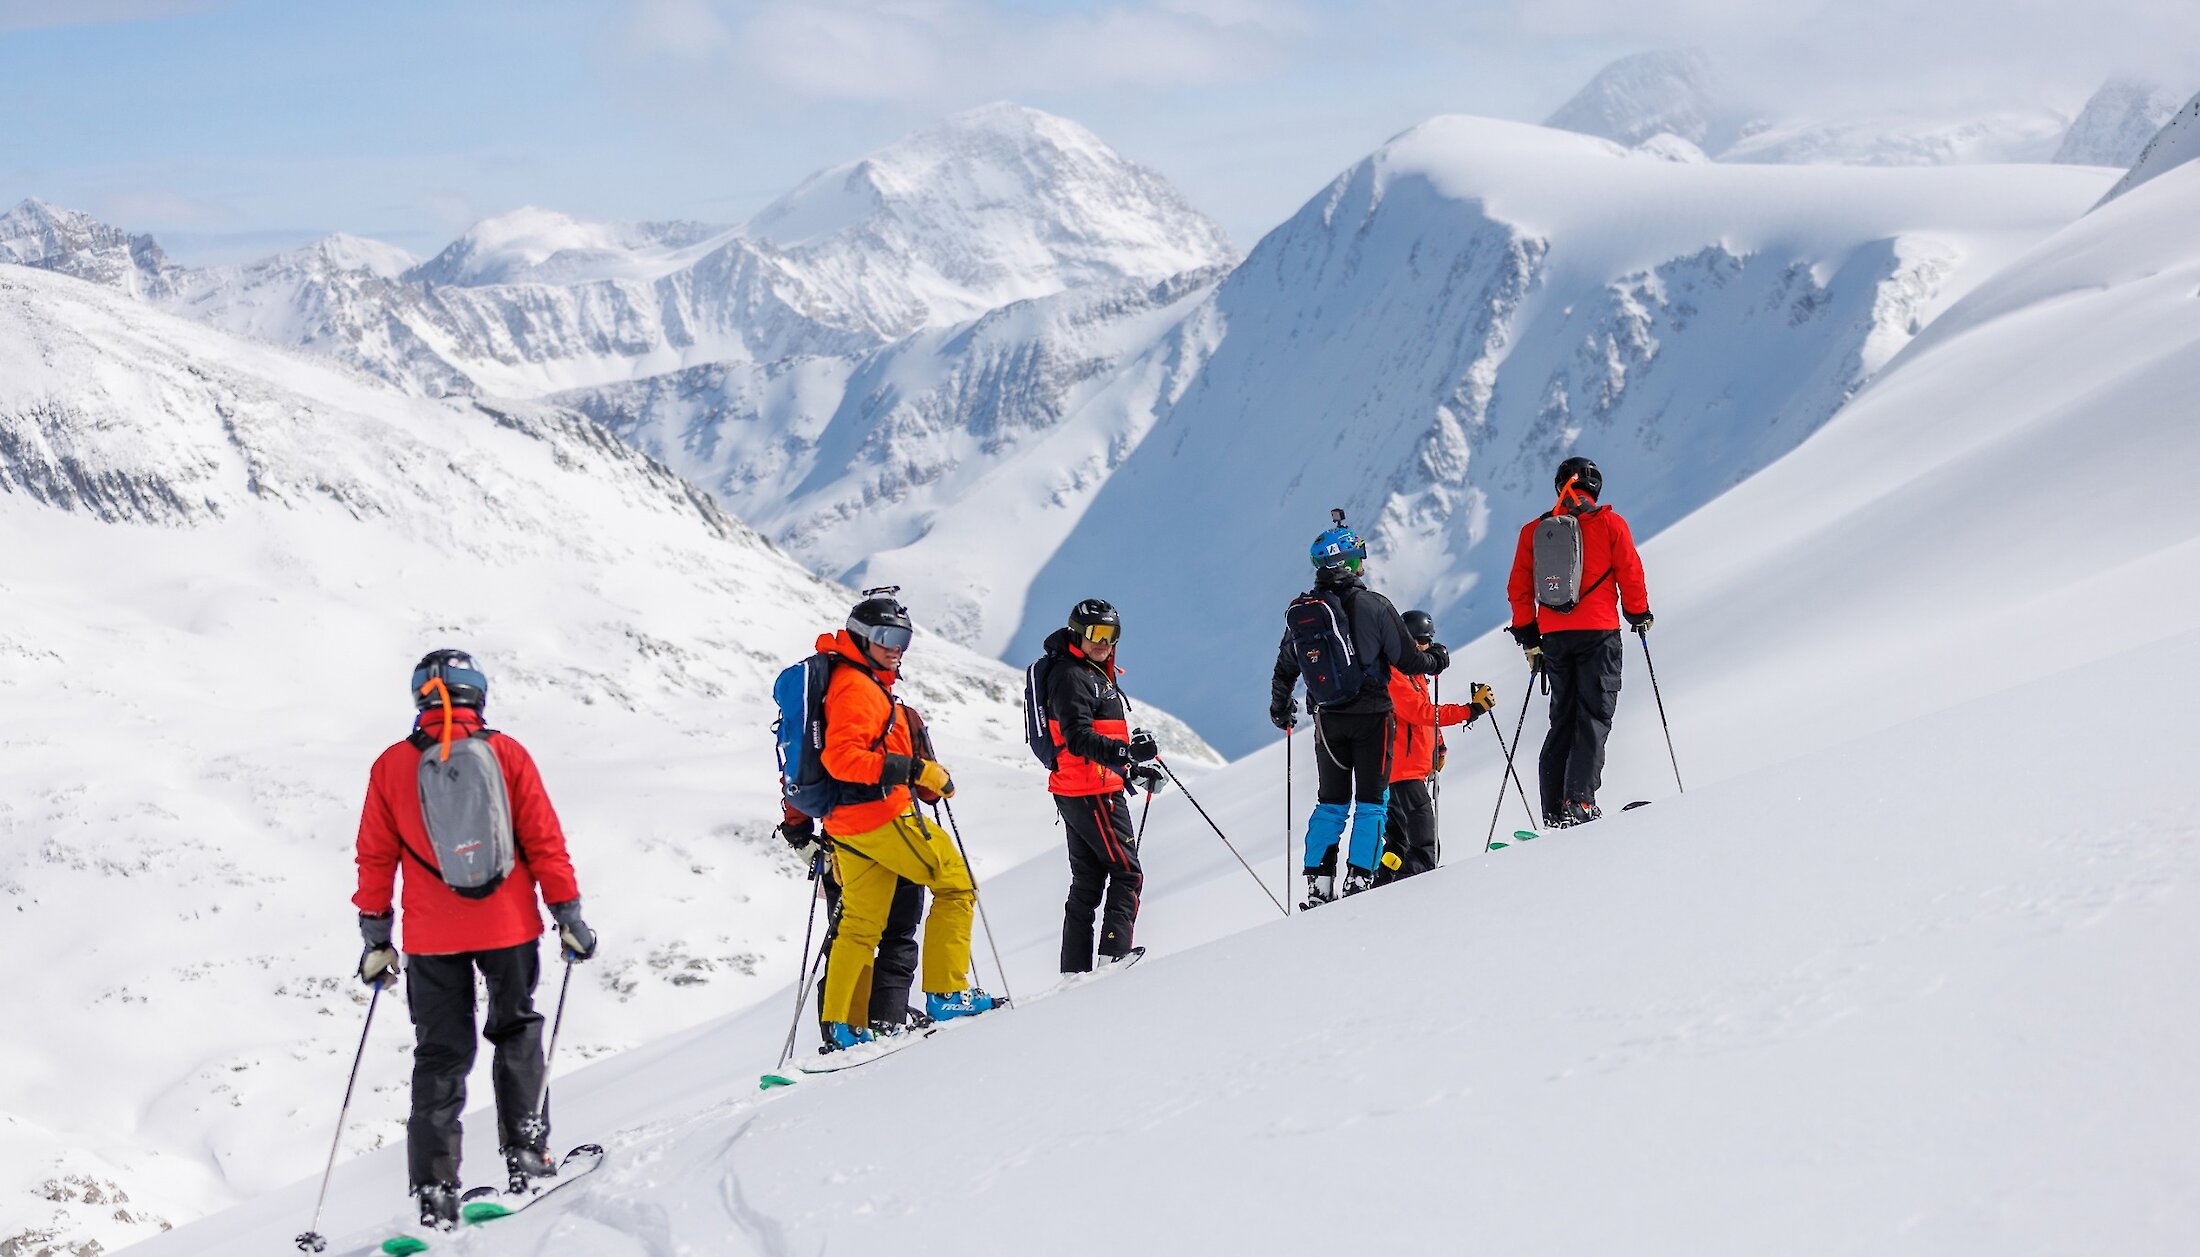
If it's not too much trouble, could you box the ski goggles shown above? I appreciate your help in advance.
[1080,623,1120,645]
[849,621,914,651]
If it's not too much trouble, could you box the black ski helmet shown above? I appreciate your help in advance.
[412,649,488,712]
[1555,456,1603,500]
[1068,597,1121,644]
[1401,609,1436,644]
[847,587,915,653]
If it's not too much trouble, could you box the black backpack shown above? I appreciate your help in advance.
[1285,588,1368,708]
[1022,652,1063,770]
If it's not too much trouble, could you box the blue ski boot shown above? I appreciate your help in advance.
[925,988,1001,1022]
[822,1022,874,1052]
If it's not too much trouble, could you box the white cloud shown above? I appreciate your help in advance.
[613,0,1308,106]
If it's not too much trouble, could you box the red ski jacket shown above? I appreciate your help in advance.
[1506,502,1650,634]
[353,707,582,956]
[1387,668,1476,781]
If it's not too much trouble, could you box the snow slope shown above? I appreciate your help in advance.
[1018,115,2109,752]
[125,152,2200,1256]
[0,266,1225,1256]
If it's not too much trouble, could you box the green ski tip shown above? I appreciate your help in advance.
[381,1239,429,1256]
[461,1201,513,1224]
[1489,842,1509,850]
[1512,829,1539,842]
[759,1073,797,1090]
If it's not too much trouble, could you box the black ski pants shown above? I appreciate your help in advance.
[818,867,924,1041]
[405,940,545,1188]
[1538,628,1624,821]
[1377,777,1437,885]
[1058,791,1143,972]
[1313,709,1394,806]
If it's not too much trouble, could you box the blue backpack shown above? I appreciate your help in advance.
[1285,588,1368,708]
[773,652,899,818]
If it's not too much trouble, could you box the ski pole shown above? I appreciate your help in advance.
[1284,727,1293,915]
[1637,630,1684,793]
[295,979,385,1253]
[1431,674,1443,848]
[775,853,827,1069]
[1135,787,1154,851]
[1157,758,1289,917]
[1484,666,1538,854]
[935,800,1016,1006]
[1487,711,1537,828]
[520,957,575,1149]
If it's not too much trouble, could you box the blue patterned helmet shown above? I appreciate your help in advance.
[1309,526,1367,571]
[412,649,488,712]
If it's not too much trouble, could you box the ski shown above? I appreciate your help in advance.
[1490,828,1539,850]
[794,1026,938,1076]
[378,1144,604,1254]
[1622,800,1651,811]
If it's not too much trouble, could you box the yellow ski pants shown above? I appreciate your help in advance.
[822,810,974,1026]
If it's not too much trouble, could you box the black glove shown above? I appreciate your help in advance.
[548,899,598,962]
[778,815,827,866]
[357,915,398,987]
[1627,609,1655,635]
[1508,623,1542,649]
[1422,642,1451,674]
[1127,728,1160,763]
[1126,764,1167,795]
[1269,694,1298,730]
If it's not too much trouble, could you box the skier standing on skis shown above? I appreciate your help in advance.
[814,591,1000,1049]
[1271,517,1443,906]
[352,649,598,1231]
[1375,610,1496,885]
[1038,598,1165,973]
[777,803,928,1044]
[1505,456,1652,828]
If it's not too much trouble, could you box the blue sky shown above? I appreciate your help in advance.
[3,0,2194,263]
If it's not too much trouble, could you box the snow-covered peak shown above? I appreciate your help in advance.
[1543,49,1746,151]
[2055,77,2185,166]
[1720,108,2069,166]
[405,206,730,287]
[2098,88,2200,205]
[0,197,178,297]
[744,101,1235,326]
[299,232,417,279]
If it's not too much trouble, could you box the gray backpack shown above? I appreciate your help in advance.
[1532,511,1609,614]
[412,729,516,899]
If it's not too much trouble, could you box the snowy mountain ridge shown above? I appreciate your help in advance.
[0,104,1234,402]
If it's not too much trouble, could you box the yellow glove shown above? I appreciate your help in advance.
[915,759,956,799]
[1470,682,1497,717]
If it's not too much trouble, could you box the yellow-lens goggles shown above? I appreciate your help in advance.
[1082,623,1120,644]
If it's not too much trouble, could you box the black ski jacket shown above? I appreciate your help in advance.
[1271,571,1436,715]
[1042,627,1134,796]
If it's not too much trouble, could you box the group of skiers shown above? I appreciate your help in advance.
[342,454,1651,1231]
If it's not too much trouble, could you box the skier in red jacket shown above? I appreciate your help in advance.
[1377,610,1496,883]
[1505,457,1652,827]
[353,649,596,1231]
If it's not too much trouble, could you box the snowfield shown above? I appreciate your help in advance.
[116,114,2200,1257]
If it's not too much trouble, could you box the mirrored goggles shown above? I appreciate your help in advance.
[855,623,914,651]
[1081,623,1120,645]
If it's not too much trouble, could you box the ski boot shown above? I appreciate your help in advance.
[504,1143,557,1195]
[1558,799,1602,828]
[1340,867,1377,898]
[414,1182,460,1231]
[821,1021,874,1052]
[1099,945,1145,969]
[925,988,1001,1022]
[1300,873,1336,910]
